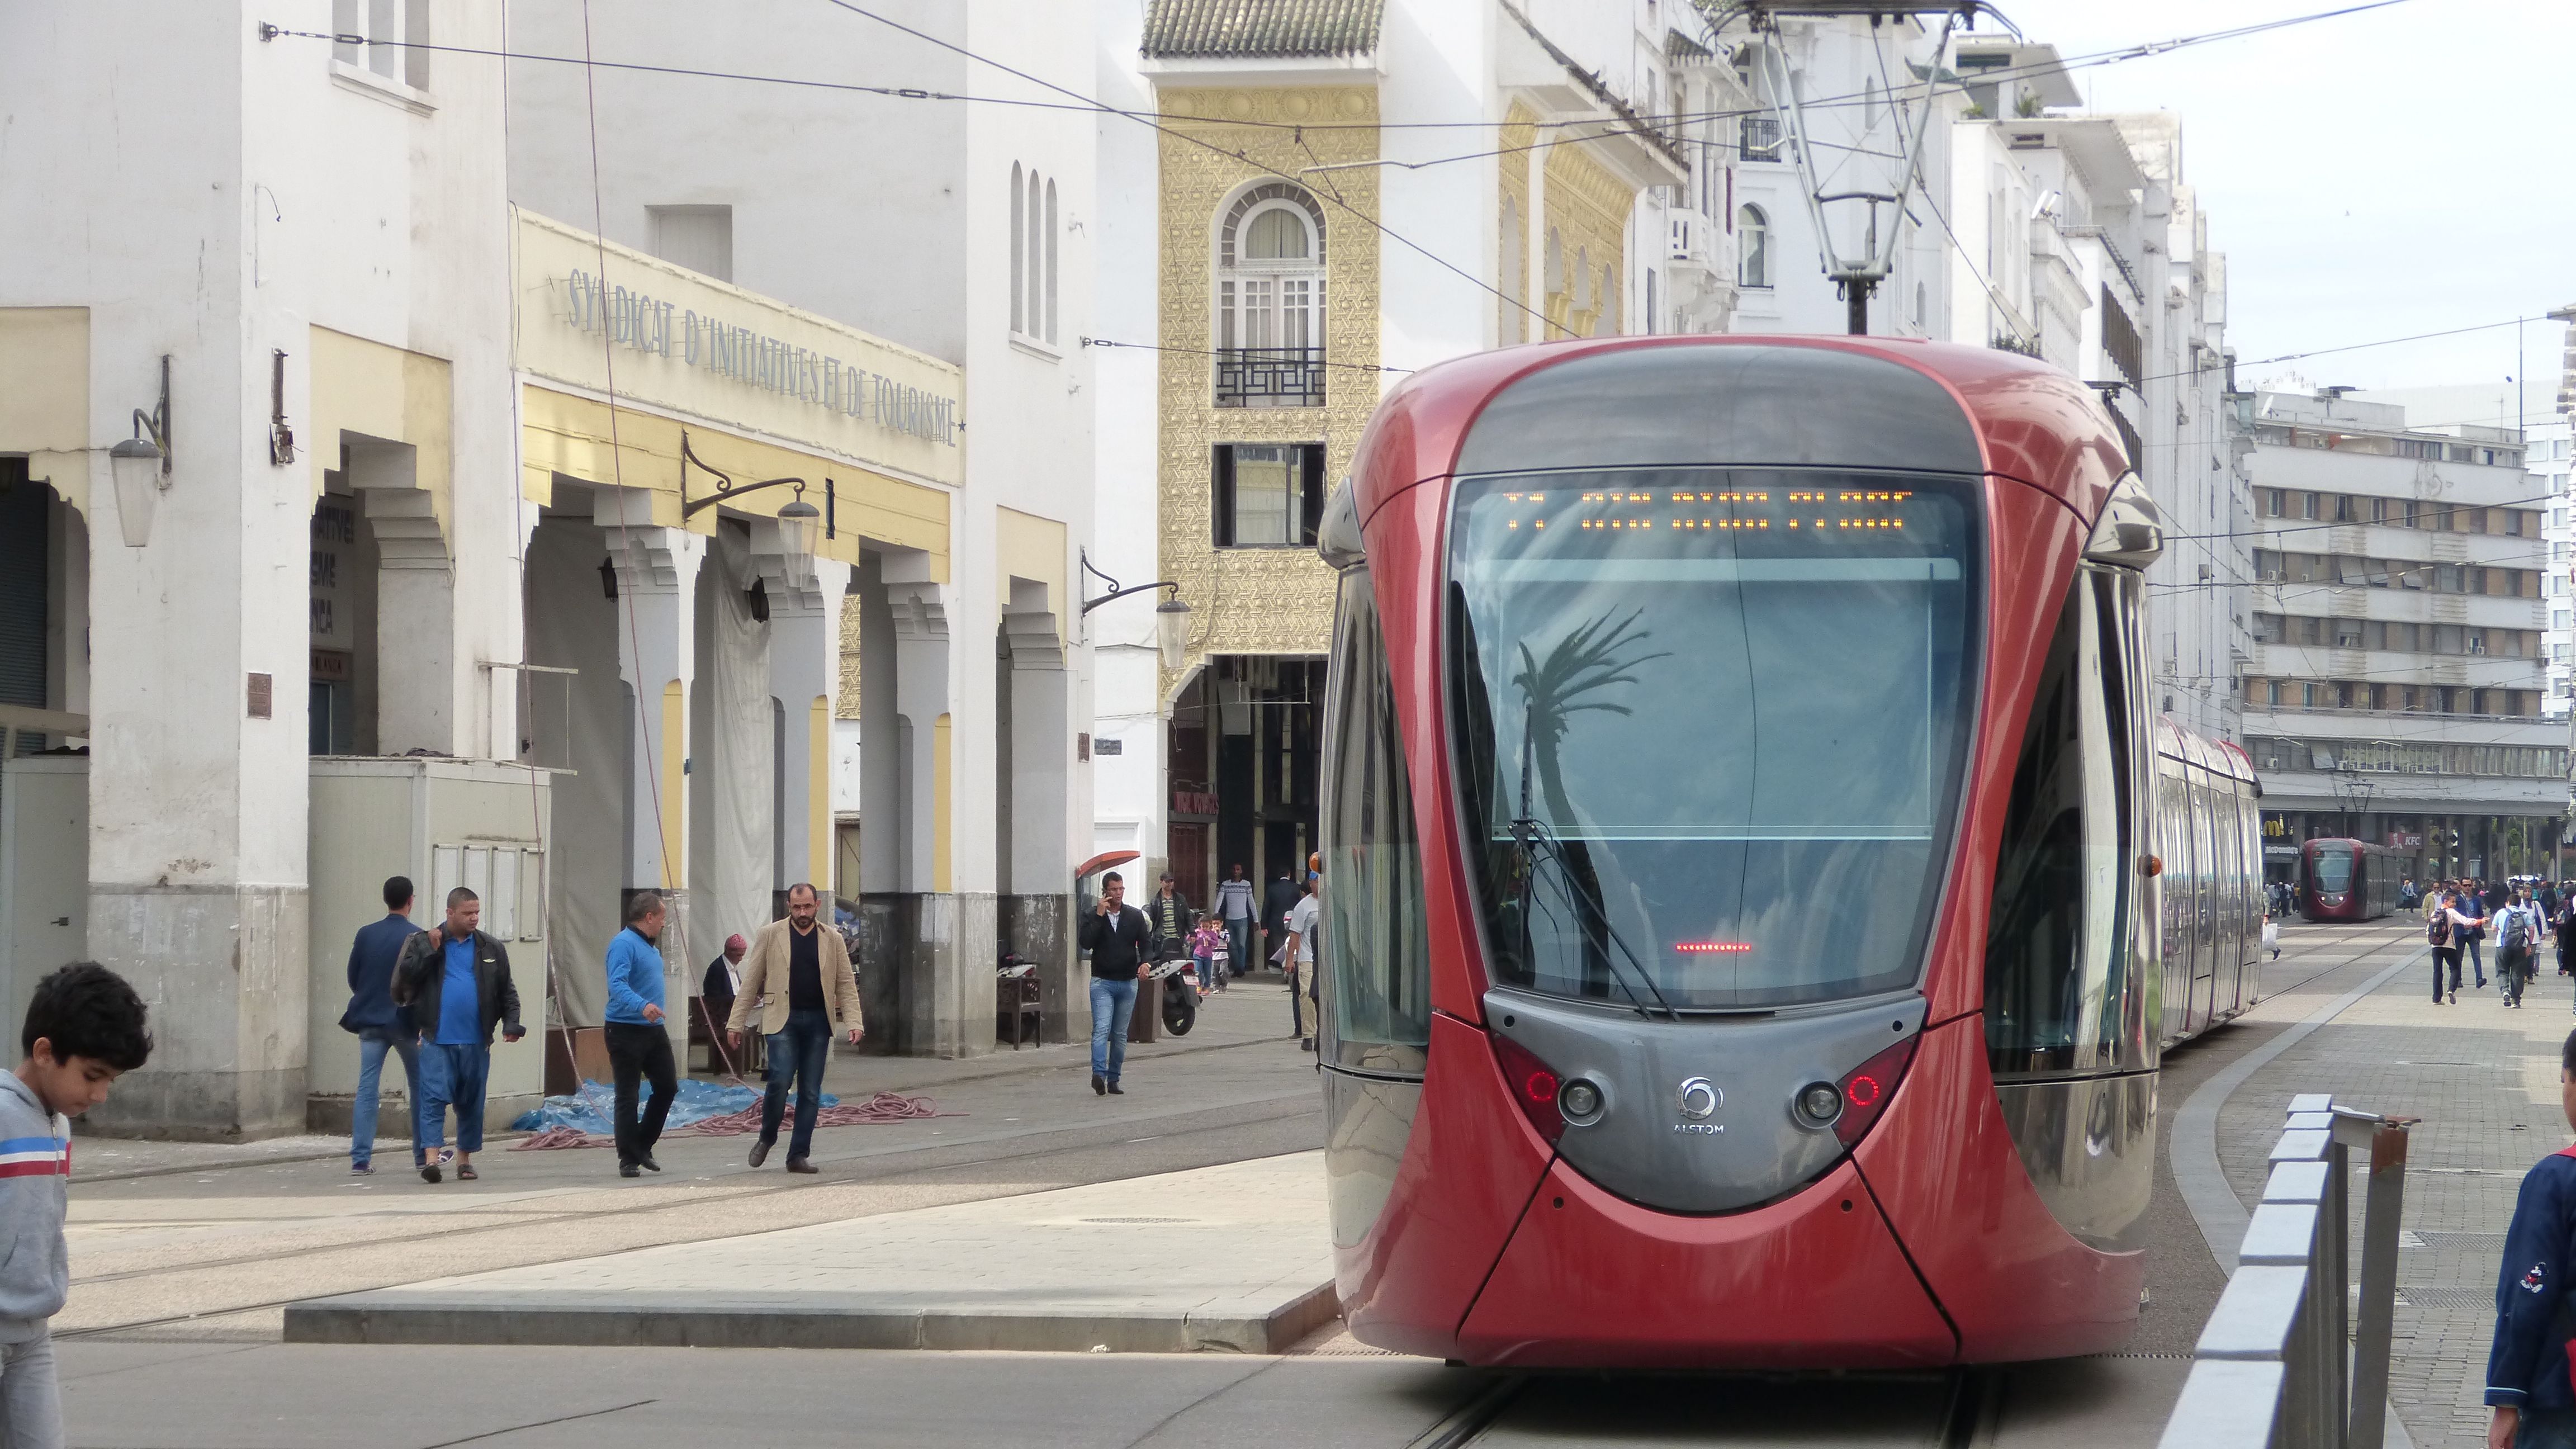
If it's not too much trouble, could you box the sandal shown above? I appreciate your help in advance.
[456,1163,479,1181]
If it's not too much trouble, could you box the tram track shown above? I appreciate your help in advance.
[1409,1367,1996,1447]
[57,1092,1325,1341]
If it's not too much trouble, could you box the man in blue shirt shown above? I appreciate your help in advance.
[391,887,523,1184]
[2488,1027,2576,1447]
[604,891,676,1179]
[338,875,424,1175]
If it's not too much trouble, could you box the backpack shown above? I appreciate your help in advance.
[2507,908,2533,953]
[2427,910,2451,948]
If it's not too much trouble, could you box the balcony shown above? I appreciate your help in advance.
[1214,347,1325,409]
[1740,116,1783,163]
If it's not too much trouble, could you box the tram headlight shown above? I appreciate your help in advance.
[1793,1081,1843,1129]
[1559,1078,1606,1126]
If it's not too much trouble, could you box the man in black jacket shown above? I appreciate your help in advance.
[1077,871,1153,1097]
[391,887,524,1183]
[1261,871,1303,970]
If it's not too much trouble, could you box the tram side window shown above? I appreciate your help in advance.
[1985,583,2127,1077]
[1321,567,1433,1073]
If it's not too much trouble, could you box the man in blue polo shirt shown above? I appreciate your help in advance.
[391,887,523,1184]
[604,891,676,1179]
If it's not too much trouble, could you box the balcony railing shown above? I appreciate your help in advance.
[1214,347,1325,409]
[1740,116,1783,162]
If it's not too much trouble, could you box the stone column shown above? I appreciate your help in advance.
[757,540,850,907]
[1002,580,1077,1042]
[86,345,310,1140]
[598,494,700,1031]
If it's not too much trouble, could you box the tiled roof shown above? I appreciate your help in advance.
[1141,0,1386,58]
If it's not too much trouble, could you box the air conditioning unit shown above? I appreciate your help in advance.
[1668,211,1709,263]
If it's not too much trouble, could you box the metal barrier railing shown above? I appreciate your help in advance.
[2157,1093,2411,1449]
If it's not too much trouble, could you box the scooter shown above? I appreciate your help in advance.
[1148,956,1199,1036]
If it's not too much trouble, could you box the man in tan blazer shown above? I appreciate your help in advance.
[725,883,863,1172]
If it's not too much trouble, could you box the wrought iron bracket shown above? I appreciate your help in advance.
[679,430,805,519]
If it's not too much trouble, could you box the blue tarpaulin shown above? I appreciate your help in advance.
[509,1078,837,1135]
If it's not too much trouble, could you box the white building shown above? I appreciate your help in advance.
[2532,416,2574,716]
[0,0,1095,1142]
[2236,389,2560,880]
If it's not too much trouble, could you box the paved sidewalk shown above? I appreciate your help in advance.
[2205,920,2569,1448]
[69,975,1311,1182]
[286,1151,1336,1354]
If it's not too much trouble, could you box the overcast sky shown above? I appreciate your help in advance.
[1993,0,2574,422]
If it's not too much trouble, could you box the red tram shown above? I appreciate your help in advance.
[2296,837,2400,921]
[1313,335,2265,1370]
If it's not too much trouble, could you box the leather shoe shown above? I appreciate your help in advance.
[749,1140,771,1168]
[1091,1073,1106,1096]
[1107,1082,1125,1095]
[619,1162,640,1178]
[638,1156,661,1173]
[786,1157,818,1174]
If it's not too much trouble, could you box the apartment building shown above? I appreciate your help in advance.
[2237,389,2561,880]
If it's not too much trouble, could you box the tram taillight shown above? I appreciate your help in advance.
[1831,1035,1919,1148]
[1490,1034,1566,1144]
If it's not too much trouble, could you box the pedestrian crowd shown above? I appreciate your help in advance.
[337,874,864,1185]
[2422,877,2576,1010]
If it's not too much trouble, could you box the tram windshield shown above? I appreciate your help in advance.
[1447,470,1981,1011]
[2309,849,2352,893]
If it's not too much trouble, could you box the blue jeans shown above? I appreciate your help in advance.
[1224,917,1250,977]
[1089,976,1137,1083]
[760,1008,833,1160]
[416,1041,489,1154]
[2466,934,2486,983]
[352,1026,422,1168]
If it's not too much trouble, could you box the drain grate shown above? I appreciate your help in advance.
[2397,1287,2497,1310]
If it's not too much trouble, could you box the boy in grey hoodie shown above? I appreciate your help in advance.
[0,964,151,1449]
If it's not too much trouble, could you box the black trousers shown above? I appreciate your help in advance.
[605,1021,677,1166]
[2432,946,2463,1000]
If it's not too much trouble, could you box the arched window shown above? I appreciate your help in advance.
[1010,165,1061,348]
[1499,197,1523,344]
[1043,178,1059,344]
[1595,264,1617,335]
[1009,163,1025,335]
[1216,183,1327,407]
[1737,205,1770,288]
[1025,169,1043,338]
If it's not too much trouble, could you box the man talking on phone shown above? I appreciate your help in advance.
[1078,871,1153,1097]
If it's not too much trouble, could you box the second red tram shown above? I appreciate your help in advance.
[2297,837,2401,921]
[1313,335,2266,1370]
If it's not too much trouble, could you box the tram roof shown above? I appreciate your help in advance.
[1354,334,2130,527]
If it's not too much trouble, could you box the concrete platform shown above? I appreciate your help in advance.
[285,1150,1336,1355]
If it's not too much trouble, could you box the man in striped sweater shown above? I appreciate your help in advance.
[0,963,153,1448]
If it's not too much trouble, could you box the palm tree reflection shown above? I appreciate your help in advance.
[1512,608,1667,998]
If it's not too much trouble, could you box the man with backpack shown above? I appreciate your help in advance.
[2431,887,2486,1006]
[2499,887,2546,1010]
[2463,879,2494,991]
[2483,1027,2576,1448]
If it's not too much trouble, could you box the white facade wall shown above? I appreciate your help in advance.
[504,0,1098,908]
[0,0,521,1134]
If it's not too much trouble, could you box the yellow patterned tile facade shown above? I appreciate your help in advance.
[1154,85,1381,696]
[1545,135,1630,339]
[1498,104,1536,347]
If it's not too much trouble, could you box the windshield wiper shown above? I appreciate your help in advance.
[1508,815,1679,1021]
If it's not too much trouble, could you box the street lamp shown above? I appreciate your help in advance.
[678,430,827,594]
[109,356,172,548]
[1081,549,1190,671]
